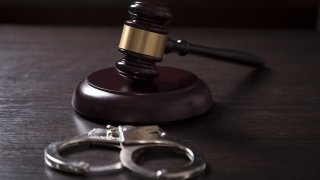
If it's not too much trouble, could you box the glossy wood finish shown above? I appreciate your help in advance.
[0,26,320,180]
[72,67,213,123]
[117,1,264,81]
[125,1,172,34]
[88,67,198,94]
[116,1,172,81]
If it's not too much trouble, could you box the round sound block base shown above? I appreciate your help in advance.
[72,66,213,124]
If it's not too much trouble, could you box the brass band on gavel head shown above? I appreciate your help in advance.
[118,24,167,58]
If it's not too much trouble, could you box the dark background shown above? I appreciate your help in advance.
[0,0,319,29]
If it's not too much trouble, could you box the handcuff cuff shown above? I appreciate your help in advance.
[44,125,206,179]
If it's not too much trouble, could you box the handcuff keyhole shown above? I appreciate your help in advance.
[133,147,191,171]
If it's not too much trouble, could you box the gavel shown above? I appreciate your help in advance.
[115,1,264,81]
[71,1,265,123]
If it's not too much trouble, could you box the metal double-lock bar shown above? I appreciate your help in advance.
[44,125,206,179]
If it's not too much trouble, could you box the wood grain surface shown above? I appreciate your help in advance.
[0,26,319,180]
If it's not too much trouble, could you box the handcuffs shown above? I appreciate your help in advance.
[44,125,206,179]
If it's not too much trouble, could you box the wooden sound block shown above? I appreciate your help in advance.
[72,66,213,124]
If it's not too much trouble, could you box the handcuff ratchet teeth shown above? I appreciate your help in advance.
[44,125,206,179]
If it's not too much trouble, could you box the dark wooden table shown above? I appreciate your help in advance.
[0,26,319,180]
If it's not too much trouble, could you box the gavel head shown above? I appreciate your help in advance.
[115,1,172,81]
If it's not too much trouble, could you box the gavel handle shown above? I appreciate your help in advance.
[165,38,264,68]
